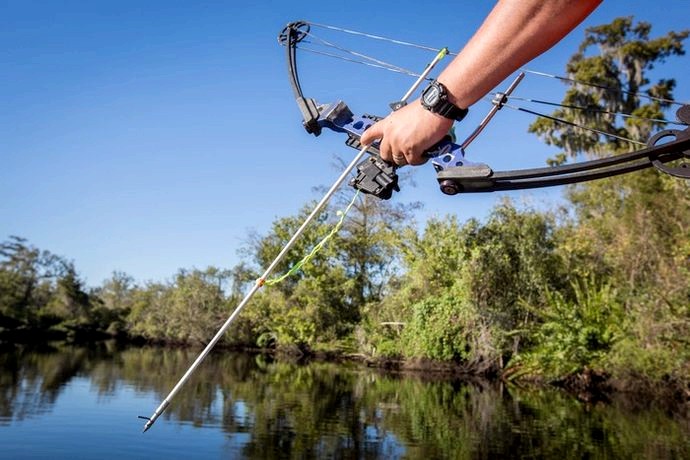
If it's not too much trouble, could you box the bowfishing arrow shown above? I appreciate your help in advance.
[279,20,690,199]
[139,28,449,433]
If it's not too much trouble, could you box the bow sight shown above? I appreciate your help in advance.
[279,21,690,200]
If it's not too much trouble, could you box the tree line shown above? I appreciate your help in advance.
[1,18,688,394]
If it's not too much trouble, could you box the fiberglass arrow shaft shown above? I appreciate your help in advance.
[140,142,370,433]
[399,47,448,104]
[140,47,449,433]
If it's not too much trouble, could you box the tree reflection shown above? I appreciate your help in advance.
[0,345,688,458]
[0,343,92,422]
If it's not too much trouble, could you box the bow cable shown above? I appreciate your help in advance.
[295,46,424,77]
[309,21,455,54]
[499,95,689,127]
[301,29,416,76]
[488,98,647,146]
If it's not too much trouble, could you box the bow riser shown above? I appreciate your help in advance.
[317,100,475,169]
[316,100,492,198]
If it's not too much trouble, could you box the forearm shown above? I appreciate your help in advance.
[440,0,602,108]
[359,0,602,166]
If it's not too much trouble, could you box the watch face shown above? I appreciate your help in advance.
[424,86,441,106]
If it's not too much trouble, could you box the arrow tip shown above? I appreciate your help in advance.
[138,415,154,433]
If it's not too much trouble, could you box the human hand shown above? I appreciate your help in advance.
[359,100,454,166]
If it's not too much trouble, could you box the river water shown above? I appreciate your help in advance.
[0,342,688,459]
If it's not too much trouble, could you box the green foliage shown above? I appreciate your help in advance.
[358,215,470,359]
[463,201,562,331]
[529,16,688,159]
[515,279,624,379]
[126,267,231,345]
[365,201,560,370]
[48,267,87,316]
[401,286,500,370]
[606,292,690,385]
[91,271,136,336]
[0,236,101,337]
[242,190,417,349]
[249,200,335,294]
[0,236,70,328]
[514,17,689,387]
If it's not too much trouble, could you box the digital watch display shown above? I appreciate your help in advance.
[421,80,468,121]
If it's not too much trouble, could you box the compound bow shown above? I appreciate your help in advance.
[278,21,690,200]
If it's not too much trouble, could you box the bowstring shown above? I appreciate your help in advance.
[299,29,421,77]
[520,69,688,107]
[501,95,688,127]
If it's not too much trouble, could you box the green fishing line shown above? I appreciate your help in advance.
[264,190,360,286]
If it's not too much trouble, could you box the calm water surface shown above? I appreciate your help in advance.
[0,342,688,459]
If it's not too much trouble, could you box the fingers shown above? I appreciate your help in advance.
[378,136,392,163]
[360,121,382,147]
[407,154,428,166]
[392,153,408,166]
[379,136,410,166]
[360,113,431,166]
[361,120,407,166]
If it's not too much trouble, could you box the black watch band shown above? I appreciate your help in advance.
[421,80,468,122]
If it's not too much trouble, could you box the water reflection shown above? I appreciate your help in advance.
[0,343,688,458]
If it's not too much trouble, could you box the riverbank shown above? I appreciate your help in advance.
[3,330,687,414]
[3,328,689,416]
[355,354,690,416]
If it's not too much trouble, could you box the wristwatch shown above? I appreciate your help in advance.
[420,80,468,122]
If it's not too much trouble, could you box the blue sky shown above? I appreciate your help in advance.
[2,1,689,286]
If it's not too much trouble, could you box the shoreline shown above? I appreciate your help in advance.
[2,333,688,415]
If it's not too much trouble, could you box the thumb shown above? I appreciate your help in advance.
[360,121,383,146]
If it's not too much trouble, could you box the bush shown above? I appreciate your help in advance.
[514,278,624,379]
[400,284,501,372]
